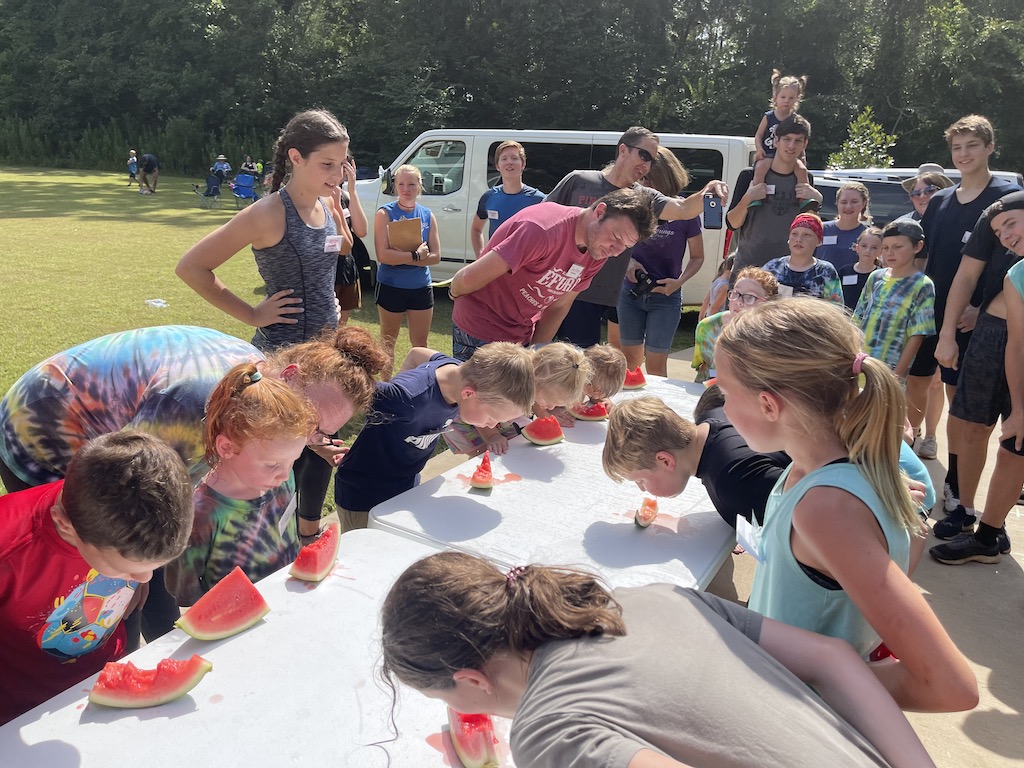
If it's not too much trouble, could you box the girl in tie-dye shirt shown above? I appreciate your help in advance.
[164,363,316,605]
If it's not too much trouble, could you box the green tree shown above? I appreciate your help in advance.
[827,107,897,169]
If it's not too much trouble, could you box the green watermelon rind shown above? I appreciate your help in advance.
[469,451,494,489]
[447,706,500,768]
[622,367,648,390]
[88,654,213,709]
[174,566,271,641]
[521,416,564,446]
[289,521,342,582]
[570,402,609,421]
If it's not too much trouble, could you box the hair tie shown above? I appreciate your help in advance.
[249,370,263,383]
[505,566,527,590]
[852,352,868,375]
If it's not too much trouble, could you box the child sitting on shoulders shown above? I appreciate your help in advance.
[335,342,535,530]
[852,220,936,383]
[838,226,883,311]
[750,70,811,207]
[165,364,316,606]
[0,432,192,725]
[693,267,778,382]
[763,213,844,305]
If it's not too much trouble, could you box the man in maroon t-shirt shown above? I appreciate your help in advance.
[448,188,657,360]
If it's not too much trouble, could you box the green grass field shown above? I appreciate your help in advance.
[0,165,696,497]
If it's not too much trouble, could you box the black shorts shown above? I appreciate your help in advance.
[555,299,619,348]
[908,328,970,383]
[374,282,434,313]
[141,158,159,173]
[949,314,1009,427]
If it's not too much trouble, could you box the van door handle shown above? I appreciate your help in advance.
[442,206,462,212]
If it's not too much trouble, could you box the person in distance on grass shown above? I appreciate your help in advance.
[334,342,535,532]
[0,431,192,725]
[381,551,937,768]
[138,151,159,193]
[164,363,316,606]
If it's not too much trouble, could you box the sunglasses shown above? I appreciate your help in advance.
[309,426,336,446]
[728,290,765,306]
[910,185,939,199]
[625,144,657,165]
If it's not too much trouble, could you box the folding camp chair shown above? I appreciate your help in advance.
[231,173,260,209]
[192,175,222,209]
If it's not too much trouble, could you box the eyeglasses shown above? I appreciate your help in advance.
[625,144,657,165]
[309,426,336,446]
[728,290,765,306]
[910,185,939,199]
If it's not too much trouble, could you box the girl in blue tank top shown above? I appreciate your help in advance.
[176,109,353,353]
[373,164,441,378]
[714,299,977,713]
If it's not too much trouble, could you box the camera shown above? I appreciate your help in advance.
[629,270,657,299]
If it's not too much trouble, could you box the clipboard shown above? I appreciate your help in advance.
[387,218,423,251]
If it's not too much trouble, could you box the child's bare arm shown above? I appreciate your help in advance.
[753,115,768,161]
[893,335,924,380]
[399,347,443,373]
[477,425,509,455]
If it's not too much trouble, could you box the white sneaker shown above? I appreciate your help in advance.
[943,482,960,513]
[916,435,938,460]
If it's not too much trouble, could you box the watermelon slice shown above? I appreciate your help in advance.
[623,366,647,389]
[571,401,609,421]
[634,497,659,529]
[289,521,342,582]
[470,451,494,490]
[521,415,564,445]
[174,566,270,640]
[88,654,213,709]
[448,707,500,768]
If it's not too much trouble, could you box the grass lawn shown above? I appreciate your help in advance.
[0,165,696,498]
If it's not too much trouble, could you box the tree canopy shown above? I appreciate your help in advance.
[1,0,1022,174]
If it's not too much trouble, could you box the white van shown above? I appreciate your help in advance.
[354,129,755,306]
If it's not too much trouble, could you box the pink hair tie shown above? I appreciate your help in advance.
[852,352,868,375]
[505,566,527,589]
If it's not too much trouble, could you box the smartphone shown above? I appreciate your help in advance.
[703,194,723,230]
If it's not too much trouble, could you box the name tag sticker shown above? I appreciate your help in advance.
[488,209,499,219]
[777,284,794,298]
[735,517,764,563]
[842,274,859,285]
[962,230,972,244]
[822,235,838,245]
[567,264,584,278]
[278,494,297,536]
[324,235,344,252]
[764,184,776,194]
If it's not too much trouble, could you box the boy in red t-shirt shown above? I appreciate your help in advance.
[0,431,193,724]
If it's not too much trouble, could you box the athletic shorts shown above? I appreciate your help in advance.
[909,327,970,383]
[556,299,619,348]
[949,313,1009,427]
[335,280,361,311]
[374,283,433,313]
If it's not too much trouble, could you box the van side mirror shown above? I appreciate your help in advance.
[381,168,395,196]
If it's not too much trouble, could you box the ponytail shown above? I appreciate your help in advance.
[716,299,917,531]
[203,362,316,465]
[269,108,350,195]
[380,552,624,692]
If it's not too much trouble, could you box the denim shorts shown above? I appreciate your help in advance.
[617,283,682,354]
[452,323,492,362]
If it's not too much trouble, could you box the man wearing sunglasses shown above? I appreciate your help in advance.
[543,126,729,348]
[726,115,822,280]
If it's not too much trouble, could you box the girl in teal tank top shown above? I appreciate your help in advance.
[714,298,977,713]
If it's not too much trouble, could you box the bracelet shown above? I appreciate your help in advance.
[448,288,458,301]
[411,250,419,262]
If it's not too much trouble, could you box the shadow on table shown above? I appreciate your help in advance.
[0,734,81,767]
[563,423,607,446]
[582,520,685,569]
[79,694,199,724]
[411,495,503,542]
[498,451,565,482]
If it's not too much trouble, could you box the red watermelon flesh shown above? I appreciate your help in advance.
[88,654,213,708]
[521,415,564,445]
[571,401,609,421]
[174,566,270,641]
[470,451,494,489]
[448,707,500,768]
[289,521,342,582]
[635,497,659,528]
[623,366,647,389]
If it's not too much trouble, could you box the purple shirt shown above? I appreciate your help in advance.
[625,217,702,284]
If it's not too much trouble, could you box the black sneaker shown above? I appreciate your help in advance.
[929,532,1001,565]
[932,505,976,540]
[997,527,1012,555]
